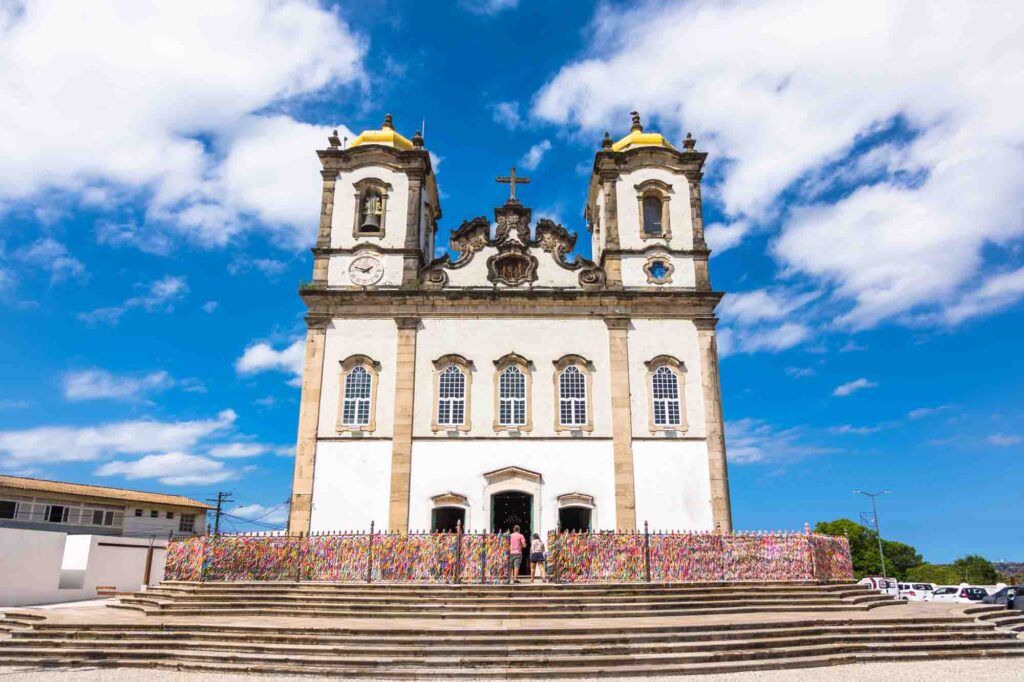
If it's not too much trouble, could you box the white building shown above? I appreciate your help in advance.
[288,113,732,540]
[0,475,210,538]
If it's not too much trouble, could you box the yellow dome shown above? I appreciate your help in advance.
[609,111,676,152]
[349,113,414,151]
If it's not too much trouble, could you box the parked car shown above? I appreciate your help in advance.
[897,582,936,601]
[931,584,989,603]
[982,586,1022,606]
[858,576,899,596]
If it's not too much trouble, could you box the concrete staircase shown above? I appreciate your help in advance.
[0,582,1021,677]
[109,580,894,619]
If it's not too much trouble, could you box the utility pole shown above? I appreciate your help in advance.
[854,490,891,578]
[206,491,233,536]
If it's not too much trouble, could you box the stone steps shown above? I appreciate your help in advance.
[1,640,1022,676]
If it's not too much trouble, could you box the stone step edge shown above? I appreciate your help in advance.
[1,641,1023,671]
[7,631,1018,656]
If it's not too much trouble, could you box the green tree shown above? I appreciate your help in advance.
[906,563,961,584]
[814,518,922,580]
[952,555,1001,584]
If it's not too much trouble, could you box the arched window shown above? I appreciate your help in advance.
[559,366,587,427]
[358,190,383,233]
[337,355,379,433]
[437,366,466,426]
[634,180,673,240]
[651,366,681,426]
[642,196,663,235]
[498,365,526,427]
[342,366,372,426]
[645,356,687,433]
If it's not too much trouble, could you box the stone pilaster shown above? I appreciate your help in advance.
[601,176,623,289]
[387,317,420,532]
[696,319,733,532]
[287,319,329,534]
[401,175,424,289]
[686,172,711,291]
[313,171,338,284]
[605,317,636,529]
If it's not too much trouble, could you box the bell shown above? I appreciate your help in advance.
[360,212,381,232]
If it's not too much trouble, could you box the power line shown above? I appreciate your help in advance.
[205,491,233,535]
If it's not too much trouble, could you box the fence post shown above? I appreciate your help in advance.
[553,527,562,584]
[454,519,463,585]
[480,528,488,584]
[643,521,651,583]
[294,531,304,582]
[366,521,375,584]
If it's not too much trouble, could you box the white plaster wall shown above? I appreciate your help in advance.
[408,439,617,534]
[122,506,202,537]
[615,167,693,252]
[0,529,167,607]
[632,440,713,531]
[319,319,398,438]
[412,318,612,438]
[620,252,696,289]
[594,191,606,259]
[327,252,406,288]
[627,319,706,438]
[333,166,410,250]
[310,440,393,532]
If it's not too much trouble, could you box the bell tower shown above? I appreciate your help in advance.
[311,114,442,289]
[585,112,710,291]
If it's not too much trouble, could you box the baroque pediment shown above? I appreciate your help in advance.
[421,199,604,290]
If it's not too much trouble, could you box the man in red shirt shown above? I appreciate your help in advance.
[509,525,526,584]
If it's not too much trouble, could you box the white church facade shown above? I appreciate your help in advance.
[287,113,732,537]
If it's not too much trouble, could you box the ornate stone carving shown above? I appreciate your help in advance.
[421,267,449,289]
[487,250,538,287]
[535,219,577,258]
[494,203,532,245]
[578,266,605,289]
[449,217,490,260]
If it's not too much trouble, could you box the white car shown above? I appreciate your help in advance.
[897,582,936,601]
[858,576,899,597]
[930,584,989,603]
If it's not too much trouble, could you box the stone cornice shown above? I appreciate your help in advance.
[312,246,420,256]
[300,287,723,320]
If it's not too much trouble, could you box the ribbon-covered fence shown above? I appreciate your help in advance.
[164,525,852,584]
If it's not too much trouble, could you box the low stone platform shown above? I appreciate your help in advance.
[0,582,1021,678]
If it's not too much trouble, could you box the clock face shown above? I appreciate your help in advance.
[348,255,384,286]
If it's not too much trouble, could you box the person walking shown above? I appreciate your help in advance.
[529,533,546,583]
[509,525,526,584]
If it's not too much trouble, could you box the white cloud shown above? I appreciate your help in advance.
[235,338,304,384]
[63,369,173,401]
[229,503,288,525]
[0,409,236,466]
[839,340,868,353]
[987,433,1022,447]
[96,451,237,486]
[907,405,950,420]
[208,442,283,459]
[705,221,750,255]
[832,378,878,397]
[719,288,818,326]
[227,258,289,278]
[490,101,522,129]
[830,424,883,435]
[930,266,1024,326]
[95,221,173,256]
[719,322,811,357]
[785,366,815,379]
[202,301,218,314]
[15,238,86,284]
[460,0,518,16]
[78,275,188,325]
[0,2,364,249]
[519,140,552,171]
[532,0,1024,330]
[726,418,832,464]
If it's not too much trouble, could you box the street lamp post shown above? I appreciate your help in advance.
[854,490,891,578]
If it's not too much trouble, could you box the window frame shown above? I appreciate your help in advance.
[431,354,473,432]
[634,179,673,241]
[0,499,17,519]
[493,353,532,433]
[552,354,594,433]
[645,355,688,433]
[336,355,380,434]
[178,514,196,533]
[352,178,393,239]
[643,254,675,285]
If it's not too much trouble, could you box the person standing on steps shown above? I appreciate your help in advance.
[530,533,547,583]
[509,525,526,584]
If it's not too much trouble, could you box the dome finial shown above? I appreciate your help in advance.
[383,113,394,130]
[328,129,341,149]
[412,130,424,149]
[630,111,643,132]
[601,131,613,150]
[683,132,696,151]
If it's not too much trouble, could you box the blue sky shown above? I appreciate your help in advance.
[0,0,1021,561]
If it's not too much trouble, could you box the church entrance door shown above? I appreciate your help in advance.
[490,491,532,576]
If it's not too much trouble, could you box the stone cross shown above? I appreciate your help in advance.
[496,166,530,203]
